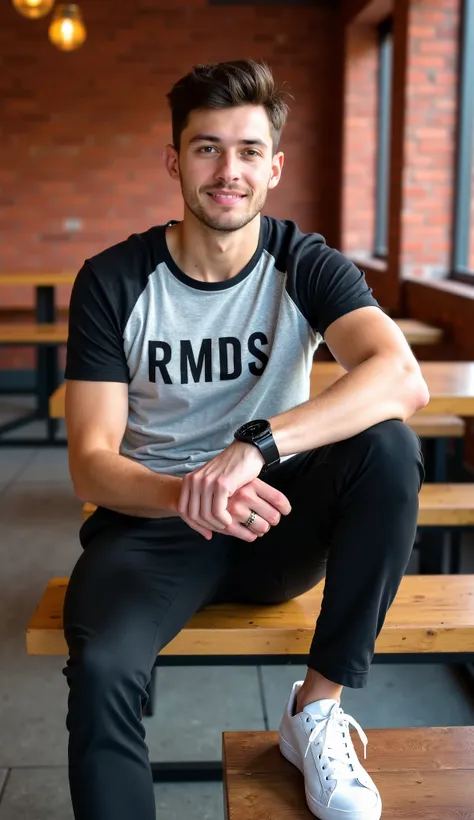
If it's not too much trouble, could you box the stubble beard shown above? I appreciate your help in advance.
[180,179,269,234]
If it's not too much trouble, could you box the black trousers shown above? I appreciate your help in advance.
[62,419,424,820]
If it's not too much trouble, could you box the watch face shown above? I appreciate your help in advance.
[238,419,268,440]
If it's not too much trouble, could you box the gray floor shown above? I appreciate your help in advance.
[1,402,474,818]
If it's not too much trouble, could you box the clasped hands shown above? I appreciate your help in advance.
[177,440,292,542]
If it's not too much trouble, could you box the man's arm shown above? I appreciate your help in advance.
[177,306,429,534]
[269,306,430,456]
[66,379,182,519]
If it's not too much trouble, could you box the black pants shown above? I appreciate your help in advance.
[62,419,424,820]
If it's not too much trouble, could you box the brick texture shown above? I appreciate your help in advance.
[342,0,461,281]
[401,0,460,280]
[0,0,340,369]
[341,22,378,258]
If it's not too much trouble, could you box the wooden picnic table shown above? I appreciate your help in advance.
[0,271,76,319]
[0,272,75,444]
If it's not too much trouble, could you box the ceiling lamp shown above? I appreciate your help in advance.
[12,0,55,19]
[48,3,86,51]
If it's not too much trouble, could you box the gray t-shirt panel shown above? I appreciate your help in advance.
[65,216,380,476]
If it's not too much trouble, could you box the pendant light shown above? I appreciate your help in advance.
[12,0,55,19]
[48,3,86,51]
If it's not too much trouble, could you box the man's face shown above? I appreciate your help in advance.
[165,105,284,232]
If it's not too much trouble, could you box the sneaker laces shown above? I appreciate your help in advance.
[303,702,368,782]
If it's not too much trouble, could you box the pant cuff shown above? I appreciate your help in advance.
[307,657,369,689]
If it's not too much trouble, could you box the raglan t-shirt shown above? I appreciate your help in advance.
[65,216,380,476]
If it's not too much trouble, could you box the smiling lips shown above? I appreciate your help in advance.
[207,191,247,206]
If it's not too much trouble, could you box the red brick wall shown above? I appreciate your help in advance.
[342,0,461,279]
[401,0,460,280]
[0,0,340,371]
[341,23,378,257]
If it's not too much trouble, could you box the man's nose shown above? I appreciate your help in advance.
[214,152,240,183]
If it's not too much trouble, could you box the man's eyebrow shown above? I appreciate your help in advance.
[188,134,268,147]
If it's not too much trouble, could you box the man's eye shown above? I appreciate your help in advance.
[199,146,217,153]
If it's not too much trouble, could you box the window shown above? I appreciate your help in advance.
[374,17,393,260]
[452,0,474,282]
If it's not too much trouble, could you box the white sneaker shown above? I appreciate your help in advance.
[278,681,382,820]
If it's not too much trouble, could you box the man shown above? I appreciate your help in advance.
[63,58,428,820]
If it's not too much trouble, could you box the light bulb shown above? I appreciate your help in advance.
[12,0,55,19]
[48,3,86,51]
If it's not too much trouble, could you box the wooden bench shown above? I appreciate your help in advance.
[408,414,464,438]
[27,574,474,657]
[0,322,68,344]
[80,483,474,527]
[393,319,443,345]
[223,727,474,819]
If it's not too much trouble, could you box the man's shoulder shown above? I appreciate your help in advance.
[263,215,332,271]
[86,223,168,277]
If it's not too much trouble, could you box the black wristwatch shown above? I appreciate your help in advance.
[234,419,280,470]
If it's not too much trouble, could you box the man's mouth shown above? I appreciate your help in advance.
[207,191,247,205]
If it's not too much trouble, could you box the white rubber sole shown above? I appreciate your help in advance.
[279,734,382,820]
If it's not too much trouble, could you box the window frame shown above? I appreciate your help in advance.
[373,16,393,261]
[451,0,474,284]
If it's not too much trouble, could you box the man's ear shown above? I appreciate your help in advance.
[164,144,180,180]
[268,151,284,190]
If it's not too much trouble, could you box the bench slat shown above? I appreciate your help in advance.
[223,728,474,820]
[0,323,68,344]
[394,319,443,345]
[26,575,474,656]
[418,483,474,525]
[82,484,474,527]
[408,414,465,437]
[0,272,76,286]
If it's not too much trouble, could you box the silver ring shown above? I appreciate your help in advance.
[244,510,257,528]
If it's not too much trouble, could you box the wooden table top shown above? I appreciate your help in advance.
[0,272,76,287]
[223,728,474,820]
[310,361,474,416]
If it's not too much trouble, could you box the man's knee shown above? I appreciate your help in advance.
[65,638,147,697]
[355,419,424,493]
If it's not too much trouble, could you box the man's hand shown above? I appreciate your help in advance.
[177,441,291,541]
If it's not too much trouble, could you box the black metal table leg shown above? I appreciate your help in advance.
[151,761,223,782]
[433,437,448,482]
[448,531,462,574]
[418,527,447,574]
[417,438,449,573]
[36,285,59,442]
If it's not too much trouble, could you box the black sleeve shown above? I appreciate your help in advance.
[290,241,381,338]
[65,261,130,382]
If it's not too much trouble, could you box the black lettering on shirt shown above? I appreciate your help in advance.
[181,339,212,384]
[149,341,172,384]
[248,332,269,375]
[219,337,242,381]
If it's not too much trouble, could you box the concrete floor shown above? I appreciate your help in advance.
[0,404,473,818]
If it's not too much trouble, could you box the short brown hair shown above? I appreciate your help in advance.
[166,59,291,153]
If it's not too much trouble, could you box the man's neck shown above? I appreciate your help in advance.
[165,215,261,284]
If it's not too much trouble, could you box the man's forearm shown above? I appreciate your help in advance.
[270,355,430,456]
[71,449,182,518]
